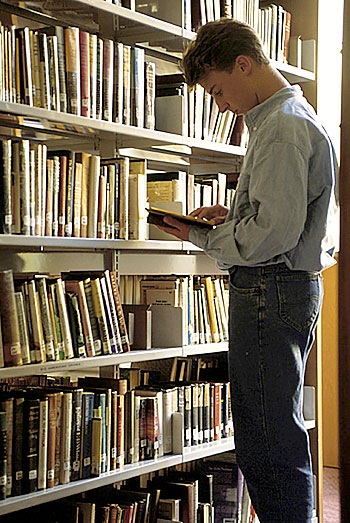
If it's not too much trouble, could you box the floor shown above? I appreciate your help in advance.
[323,467,341,522]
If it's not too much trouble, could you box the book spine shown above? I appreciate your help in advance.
[64,151,75,237]
[144,61,155,130]
[70,388,83,481]
[65,27,80,115]
[91,278,112,355]
[102,39,114,121]
[89,34,97,119]
[79,31,90,118]
[45,158,54,236]
[122,45,131,125]
[38,397,48,490]
[12,397,24,496]
[19,140,31,235]
[54,392,63,485]
[104,270,123,353]
[24,399,40,493]
[184,385,192,447]
[0,399,13,497]
[14,291,31,364]
[113,42,124,124]
[83,278,102,356]
[109,270,130,352]
[55,26,67,112]
[37,32,50,109]
[100,277,118,353]
[81,392,94,479]
[80,152,91,238]
[87,154,100,238]
[0,139,12,234]
[36,277,56,361]
[0,411,7,500]
[58,154,67,237]
[49,283,65,360]
[110,391,118,471]
[60,392,72,484]
[0,269,22,366]
[116,393,125,468]
[56,278,74,359]
[47,393,57,489]
[73,157,82,237]
[97,171,106,239]
[96,38,103,120]
[191,383,199,446]
[52,155,60,237]
[91,416,102,476]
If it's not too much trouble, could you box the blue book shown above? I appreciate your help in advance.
[94,393,107,473]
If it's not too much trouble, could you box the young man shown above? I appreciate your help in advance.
[156,18,338,523]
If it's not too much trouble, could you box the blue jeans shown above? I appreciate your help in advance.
[228,263,323,523]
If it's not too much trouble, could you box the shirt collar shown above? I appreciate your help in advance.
[245,85,303,131]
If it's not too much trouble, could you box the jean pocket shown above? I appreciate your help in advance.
[276,273,321,332]
[229,269,260,295]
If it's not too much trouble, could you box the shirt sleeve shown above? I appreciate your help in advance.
[189,141,309,268]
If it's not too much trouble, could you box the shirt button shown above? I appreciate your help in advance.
[253,126,257,131]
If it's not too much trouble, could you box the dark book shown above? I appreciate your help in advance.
[70,388,83,481]
[80,391,94,479]
[83,278,103,357]
[0,411,7,500]
[102,39,114,122]
[0,139,12,234]
[109,270,130,352]
[66,292,87,358]
[149,477,195,523]
[23,398,40,493]
[191,383,199,446]
[94,392,107,473]
[12,397,25,496]
[147,207,214,229]
[47,393,57,489]
[184,384,192,448]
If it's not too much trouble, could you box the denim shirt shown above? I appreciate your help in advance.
[188,86,339,272]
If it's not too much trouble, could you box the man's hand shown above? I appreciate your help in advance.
[155,217,193,241]
[189,204,229,225]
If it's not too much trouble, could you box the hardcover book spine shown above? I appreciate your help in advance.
[55,26,67,112]
[91,278,112,355]
[0,411,7,500]
[14,291,31,364]
[109,270,130,352]
[113,42,124,124]
[56,278,74,359]
[89,34,97,119]
[80,152,91,238]
[24,398,40,494]
[0,399,13,497]
[102,39,114,121]
[58,153,67,237]
[96,38,103,120]
[79,31,90,118]
[144,61,155,130]
[65,27,80,115]
[64,151,75,237]
[0,139,12,234]
[19,140,31,236]
[0,269,22,366]
[38,397,48,490]
[36,276,56,361]
[87,154,100,238]
[81,392,94,479]
[70,388,83,481]
[60,392,72,485]
[54,392,63,486]
[45,158,54,236]
[52,155,60,237]
[116,393,125,469]
[91,416,102,476]
[73,156,82,238]
[122,45,131,126]
[47,393,57,489]
[12,397,24,496]
[83,278,102,356]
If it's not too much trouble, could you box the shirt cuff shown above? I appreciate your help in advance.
[188,226,210,250]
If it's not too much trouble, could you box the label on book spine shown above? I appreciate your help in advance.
[0,475,6,486]
[10,344,21,356]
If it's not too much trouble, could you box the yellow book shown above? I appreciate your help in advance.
[204,277,219,342]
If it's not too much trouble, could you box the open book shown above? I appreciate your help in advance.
[147,207,215,229]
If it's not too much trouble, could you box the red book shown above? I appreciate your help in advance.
[79,31,90,118]
[213,382,221,441]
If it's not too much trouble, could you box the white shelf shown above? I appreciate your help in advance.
[0,344,229,378]
[0,101,246,161]
[0,454,183,516]
[182,437,235,462]
[182,342,228,356]
[0,436,235,515]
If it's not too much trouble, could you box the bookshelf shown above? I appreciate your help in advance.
[0,0,321,521]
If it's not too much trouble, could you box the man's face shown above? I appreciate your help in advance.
[199,60,256,116]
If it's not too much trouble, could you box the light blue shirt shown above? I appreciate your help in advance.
[189,86,339,272]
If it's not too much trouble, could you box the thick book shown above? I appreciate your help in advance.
[12,397,25,496]
[23,398,40,493]
[0,139,12,234]
[65,27,80,115]
[0,270,23,366]
[0,411,6,500]
[147,207,214,229]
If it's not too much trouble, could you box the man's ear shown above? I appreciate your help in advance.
[235,55,252,74]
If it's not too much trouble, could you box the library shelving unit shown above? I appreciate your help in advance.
[0,0,320,521]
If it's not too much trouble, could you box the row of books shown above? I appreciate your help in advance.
[0,140,129,239]
[120,275,229,346]
[0,269,130,368]
[4,453,260,523]
[156,73,244,145]
[0,141,237,240]
[0,373,233,499]
[0,21,155,128]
